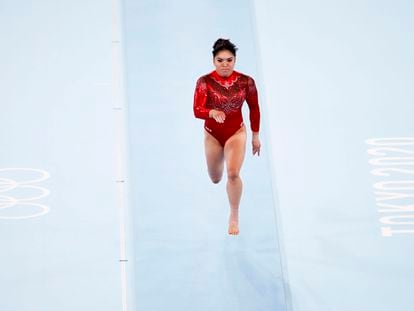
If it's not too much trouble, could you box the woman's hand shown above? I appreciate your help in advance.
[252,132,261,156]
[209,109,226,123]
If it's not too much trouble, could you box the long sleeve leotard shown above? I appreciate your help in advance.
[193,70,260,146]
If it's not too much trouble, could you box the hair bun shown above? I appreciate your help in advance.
[212,38,238,56]
[213,38,230,50]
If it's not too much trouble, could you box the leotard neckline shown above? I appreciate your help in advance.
[210,70,241,89]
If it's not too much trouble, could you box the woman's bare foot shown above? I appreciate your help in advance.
[228,211,239,235]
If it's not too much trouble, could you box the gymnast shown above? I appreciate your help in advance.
[193,38,261,235]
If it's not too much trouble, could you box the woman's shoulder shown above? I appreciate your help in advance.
[196,72,213,83]
[236,71,255,81]
[233,71,256,86]
[199,71,215,78]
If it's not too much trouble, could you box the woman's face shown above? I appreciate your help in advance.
[213,50,235,77]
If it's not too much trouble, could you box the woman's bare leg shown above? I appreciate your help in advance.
[204,130,224,184]
[224,126,247,235]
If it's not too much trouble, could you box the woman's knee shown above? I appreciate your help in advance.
[210,175,222,184]
[227,169,240,181]
[208,166,223,184]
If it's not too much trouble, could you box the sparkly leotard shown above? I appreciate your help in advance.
[193,70,260,146]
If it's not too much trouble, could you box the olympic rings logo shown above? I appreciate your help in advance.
[0,168,50,220]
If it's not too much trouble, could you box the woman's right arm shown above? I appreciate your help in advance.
[193,77,210,119]
[193,77,226,123]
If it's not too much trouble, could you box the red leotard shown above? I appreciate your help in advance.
[193,70,260,146]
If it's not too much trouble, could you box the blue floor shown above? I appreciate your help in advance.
[2,0,414,311]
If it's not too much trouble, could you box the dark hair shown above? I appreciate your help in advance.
[212,38,238,57]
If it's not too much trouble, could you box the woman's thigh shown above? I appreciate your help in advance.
[224,126,247,176]
[204,130,224,182]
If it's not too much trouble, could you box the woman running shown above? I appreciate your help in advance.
[193,38,261,235]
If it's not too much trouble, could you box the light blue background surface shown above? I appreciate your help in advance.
[0,1,123,310]
[1,0,413,310]
[254,0,414,310]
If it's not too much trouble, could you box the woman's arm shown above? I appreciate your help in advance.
[246,77,260,132]
[246,77,261,155]
[194,77,226,123]
[193,77,210,119]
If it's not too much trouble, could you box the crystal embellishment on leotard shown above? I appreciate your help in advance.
[218,96,244,114]
[210,71,241,89]
[207,72,246,114]
[193,70,260,135]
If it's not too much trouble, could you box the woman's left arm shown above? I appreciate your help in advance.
[246,77,261,156]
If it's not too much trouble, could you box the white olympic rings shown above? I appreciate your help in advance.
[0,168,50,220]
